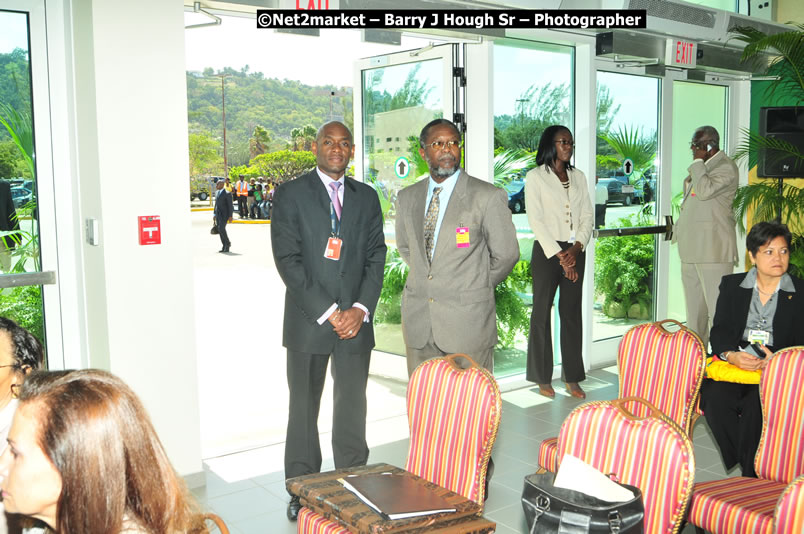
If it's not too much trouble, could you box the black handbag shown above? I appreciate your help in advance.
[522,472,644,534]
[210,221,219,235]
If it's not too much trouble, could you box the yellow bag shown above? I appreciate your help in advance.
[705,356,761,384]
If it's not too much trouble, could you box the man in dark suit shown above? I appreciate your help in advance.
[213,179,233,253]
[0,180,20,272]
[271,121,386,521]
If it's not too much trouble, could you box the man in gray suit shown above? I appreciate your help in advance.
[673,125,738,348]
[396,118,519,375]
[271,122,386,521]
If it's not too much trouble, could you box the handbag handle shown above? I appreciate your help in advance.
[611,396,664,421]
[444,353,482,370]
[654,318,686,335]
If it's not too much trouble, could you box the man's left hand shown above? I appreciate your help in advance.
[333,307,364,340]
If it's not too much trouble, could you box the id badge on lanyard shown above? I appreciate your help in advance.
[324,202,342,261]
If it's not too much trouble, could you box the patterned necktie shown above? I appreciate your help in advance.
[423,186,442,263]
[329,181,342,220]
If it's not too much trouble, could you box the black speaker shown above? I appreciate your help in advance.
[758,106,804,178]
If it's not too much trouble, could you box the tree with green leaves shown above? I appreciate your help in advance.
[249,150,316,183]
[598,126,657,184]
[249,125,271,159]
[188,132,223,177]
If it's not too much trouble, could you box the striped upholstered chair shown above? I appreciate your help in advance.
[688,347,804,534]
[537,319,706,472]
[555,397,696,533]
[297,354,501,533]
[774,474,804,533]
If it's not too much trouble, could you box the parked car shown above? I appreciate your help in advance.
[505,179,525,214]
[10,186,32,209]
[190,176,210,201]
[598,171,634,206]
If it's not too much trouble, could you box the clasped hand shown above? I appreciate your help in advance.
[728,345,773,370]
[327,307,364,340]
[557,245,580,283]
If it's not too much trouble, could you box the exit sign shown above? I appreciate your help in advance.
[665,39,697,68]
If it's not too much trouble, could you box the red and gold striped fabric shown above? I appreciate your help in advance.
[688,477,784,533]
[555,399,695,534]
[405,356,502,505]
[537,437,559,473]
[617,321,706,434]
[774,474,804,533]
[297,507,348,534]
[755,347,804,483]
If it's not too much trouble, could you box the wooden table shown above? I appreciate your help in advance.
[286,463,496,533]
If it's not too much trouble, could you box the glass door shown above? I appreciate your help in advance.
[353,45,455,356]
[0,1,63,367]
[592,70,661,347]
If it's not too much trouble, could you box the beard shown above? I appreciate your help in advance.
[427,154,458,178]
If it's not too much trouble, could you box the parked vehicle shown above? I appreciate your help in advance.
[505,179,525,214]
[190,176,210,201]
[597,170,656,205]
[10,186,32,208]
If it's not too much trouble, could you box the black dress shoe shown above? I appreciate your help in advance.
[287,495,301,521]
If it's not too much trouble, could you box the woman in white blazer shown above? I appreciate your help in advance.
[524,125,594,399]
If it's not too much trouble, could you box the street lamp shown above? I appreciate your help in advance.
[211,73,231,178]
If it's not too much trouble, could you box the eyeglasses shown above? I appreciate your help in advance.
[690,139,711,150]
[422,140,462,151]
[555,139,575,148]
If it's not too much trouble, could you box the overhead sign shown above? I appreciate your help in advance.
[665,38,697,68]
[622,158,634,177]
[394,156,411,179]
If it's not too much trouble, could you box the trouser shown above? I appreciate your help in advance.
[215,215,230,248]
[237,195,247,216]
[284,346,371,482]
[594,203,607,229]
[250,201,262,219]
[681,261,733,349]
[404,328,494,376]
[527,241,585,385]
[700,379,761,477]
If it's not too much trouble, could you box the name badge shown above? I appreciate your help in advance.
[748,329,770,345]
[324,237,342,261]
[456,227,470,248]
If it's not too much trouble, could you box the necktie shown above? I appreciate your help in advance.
[329,181,342,220]
[423,186,442,263]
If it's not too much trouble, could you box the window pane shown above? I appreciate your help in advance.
[492,40,574,378]
[366,59,443,356]
[594,72,660,342]
[0,10,46,348]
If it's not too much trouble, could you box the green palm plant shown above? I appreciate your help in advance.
[492,148,536,188]
[598,125,656,184]
[0,102,34,177]
[728,23,804,232]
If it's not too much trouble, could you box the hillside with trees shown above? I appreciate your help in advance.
[0,48,32,179]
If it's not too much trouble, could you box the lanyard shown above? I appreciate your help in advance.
[330,202,341,238]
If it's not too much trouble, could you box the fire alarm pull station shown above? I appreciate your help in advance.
[138,215,161,245]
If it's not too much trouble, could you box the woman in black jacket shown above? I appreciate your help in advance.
[701,220,804,477]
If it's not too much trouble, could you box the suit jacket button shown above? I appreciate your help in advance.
[429,298,434,303]
[428,275,433,280]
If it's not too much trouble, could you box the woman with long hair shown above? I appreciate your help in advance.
[524,125,594,399]
[0,369,207,534]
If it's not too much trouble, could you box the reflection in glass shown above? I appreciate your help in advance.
[364,60,442,356]
[593,72,660,342]
[0,10,45,347]
[492,41,574,378]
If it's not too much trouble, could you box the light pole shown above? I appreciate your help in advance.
[213,73,231,178]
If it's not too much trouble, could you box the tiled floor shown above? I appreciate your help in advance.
[192,368,733,533]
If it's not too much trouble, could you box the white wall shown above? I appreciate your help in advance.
[66,0,203,477]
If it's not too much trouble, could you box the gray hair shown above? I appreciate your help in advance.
[694,126,720,150]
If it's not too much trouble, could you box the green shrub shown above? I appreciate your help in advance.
[0,285,44,345]
[375,247,407,324]
[594,217,654,319]
[494,259,531,348]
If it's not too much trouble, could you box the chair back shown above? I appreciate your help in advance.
[555,397,695,534]
[405,354,501,505]
[774,474,804,533]
[755,347,804,484]
[617,319,706,434]
[201,513,229,534]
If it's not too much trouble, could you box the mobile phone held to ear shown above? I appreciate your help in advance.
[706,143,713,151]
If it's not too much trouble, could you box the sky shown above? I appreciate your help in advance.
[0,11,28,54]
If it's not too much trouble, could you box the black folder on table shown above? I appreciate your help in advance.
[340,473,457,520]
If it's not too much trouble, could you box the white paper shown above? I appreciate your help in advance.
[554,455,636,503]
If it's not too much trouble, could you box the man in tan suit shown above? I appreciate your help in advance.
[673,125,738,348]
[395,118,519,375]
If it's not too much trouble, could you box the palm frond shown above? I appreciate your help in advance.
[734,126,804,171]
[493,149,535,188]
[598,126,656,177]
[729,25,804,103]
[733,181,804,233]
[0,102,34,177]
